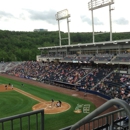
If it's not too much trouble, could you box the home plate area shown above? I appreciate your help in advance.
[32,101,70,114]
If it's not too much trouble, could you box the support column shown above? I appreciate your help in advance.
[109,5,112,41]
[91,10,95,43]
[67,18,70,45]
[58,20,61,46]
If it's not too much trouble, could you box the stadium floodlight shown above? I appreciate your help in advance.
[55,9,71,46]
[88,0,114,10]
[88,0,114,43]
[55,9,70,20]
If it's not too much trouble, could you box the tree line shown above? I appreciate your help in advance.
[0,29,130,61]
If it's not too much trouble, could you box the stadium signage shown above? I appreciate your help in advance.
[74,104,90,114]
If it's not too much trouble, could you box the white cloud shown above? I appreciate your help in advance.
[80,15,103,25]
[23,9,57,25]
[114,17,129,25]
[0,0,129,32]
[0,11,15,20]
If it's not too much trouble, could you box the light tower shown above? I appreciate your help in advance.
[88,0,114,43]
[55,9,71,46]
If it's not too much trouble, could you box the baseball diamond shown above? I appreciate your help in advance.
[0,85,71,114]
[0,74,116,130]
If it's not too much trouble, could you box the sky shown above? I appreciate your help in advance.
[0,0,129,32]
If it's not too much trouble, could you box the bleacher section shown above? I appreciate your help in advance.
[73,54,93,63]
[79,67,113,90]
[0,62,9,72]
[61,55,76,62]
[93,53,113,61]
[0,62,22,73]
[113,53,130,62]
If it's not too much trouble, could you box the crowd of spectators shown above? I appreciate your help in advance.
[94,73,130,105]
[6,61,91,84]
[79,66,113,90]
[4,61,130,106]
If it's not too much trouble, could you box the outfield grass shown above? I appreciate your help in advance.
[0,76,96,130]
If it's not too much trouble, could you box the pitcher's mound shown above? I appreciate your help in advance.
[32,101,71,114]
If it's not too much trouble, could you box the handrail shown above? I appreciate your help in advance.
[0,109,44,122]
[70,99,130,130]
[60,108,125,130]
[0,109,44,130]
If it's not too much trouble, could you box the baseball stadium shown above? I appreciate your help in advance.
[0,0,130,130]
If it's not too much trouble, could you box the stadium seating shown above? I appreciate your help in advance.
[112,53,130,62]
[93,53,113,61]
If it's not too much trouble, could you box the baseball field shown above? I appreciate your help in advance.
[0,75,96,130]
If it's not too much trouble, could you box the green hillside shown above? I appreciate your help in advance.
[0,29,130,61]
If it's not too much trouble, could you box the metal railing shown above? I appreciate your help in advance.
[60,99,130,130]
[0,109,44,130]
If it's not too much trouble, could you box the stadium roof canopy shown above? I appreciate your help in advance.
[38,39,130,50]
